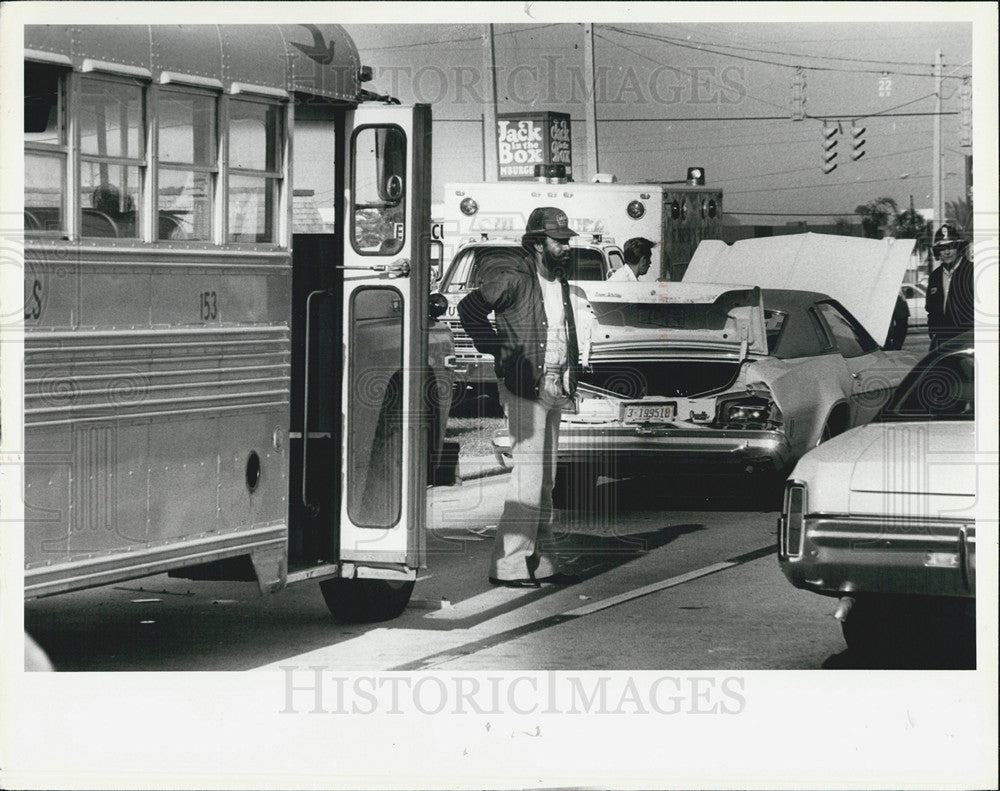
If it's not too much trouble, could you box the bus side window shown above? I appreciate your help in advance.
[79,76,143,239]
[351,125,406,256]
[24,62,67,233]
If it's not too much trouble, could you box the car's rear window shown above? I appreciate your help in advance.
[764,310,787,354]
[880,349,974,421]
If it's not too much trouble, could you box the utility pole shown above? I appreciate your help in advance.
[482,24,499,182]
[583,23,599,179]
[932,49,942,227]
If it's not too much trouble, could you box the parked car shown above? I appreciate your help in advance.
[778,334,975,657]
[435,235,625,410]
[900,281,928,327]
[493,233,921,506]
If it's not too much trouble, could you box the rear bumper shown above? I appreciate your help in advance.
[554,425,793,472]
[450,354,495,388]
[779,515,976,599]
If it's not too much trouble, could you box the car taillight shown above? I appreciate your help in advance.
[715,394,783,429]
[781,481,806,558]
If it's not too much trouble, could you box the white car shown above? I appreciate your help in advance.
[900,281,928,327]
[778,334,975,659]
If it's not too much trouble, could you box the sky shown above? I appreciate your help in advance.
[347,16,982,225]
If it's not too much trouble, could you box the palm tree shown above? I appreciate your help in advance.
[892,206,932,250]
[854,197,899,238]
[945,197,973,234]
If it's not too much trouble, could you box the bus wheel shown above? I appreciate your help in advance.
[318,578,415,624]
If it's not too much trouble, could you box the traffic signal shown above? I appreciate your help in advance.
[687,167,706,185]
[821,123,839,174]
[850,123,866,161]
[791,67,806,121]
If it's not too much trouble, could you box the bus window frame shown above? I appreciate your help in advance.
[23,65,291,251]
[349,123,407,257]
[77,72,147,240]
[225,95,286,246]
[155,84,221,244]
[24,61,69,237]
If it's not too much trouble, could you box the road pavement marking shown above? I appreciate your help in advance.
[392,544,776,670]
[564,560,739,616]
[422,585,540,620]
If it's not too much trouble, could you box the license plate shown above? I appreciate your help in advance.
[621,401,677,424]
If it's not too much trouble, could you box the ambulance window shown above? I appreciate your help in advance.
[607,250,624,276]
[443,249,476,292]
[573,249,605,281]
[351,125,406,255]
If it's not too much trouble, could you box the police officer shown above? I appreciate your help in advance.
[925,222,974,349]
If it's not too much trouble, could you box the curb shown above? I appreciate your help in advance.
[458,454,511,482]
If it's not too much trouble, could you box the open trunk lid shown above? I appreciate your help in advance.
[576,281,768,363]
[685,233,915,344]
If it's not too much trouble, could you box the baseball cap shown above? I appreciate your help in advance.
[525,206,578,240]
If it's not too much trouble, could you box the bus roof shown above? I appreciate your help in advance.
[25,24,361,102]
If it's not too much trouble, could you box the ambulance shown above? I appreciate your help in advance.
[439,166,723,282]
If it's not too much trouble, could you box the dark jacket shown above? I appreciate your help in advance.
[926,253,974,347]
[457,247,579,401]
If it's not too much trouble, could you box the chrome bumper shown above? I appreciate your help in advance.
[779,515,976,599]
[555,425,793,471]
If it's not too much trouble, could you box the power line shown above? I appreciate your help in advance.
[636,24,939,69]
[593,30,790,114]
[359,24,559,52]
[724,171,958,196]
[602,25,970,79]
[594,111,957,122]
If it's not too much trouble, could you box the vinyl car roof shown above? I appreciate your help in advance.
[760,288,851,359]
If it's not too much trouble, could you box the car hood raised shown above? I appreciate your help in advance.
[685,233,915,344]
[574,281,768,362]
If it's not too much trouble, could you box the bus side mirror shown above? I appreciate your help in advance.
[376,127,406,206]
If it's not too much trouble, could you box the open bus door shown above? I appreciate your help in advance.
[295,104,432,622]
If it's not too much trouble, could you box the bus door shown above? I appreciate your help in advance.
[338,105,431,569]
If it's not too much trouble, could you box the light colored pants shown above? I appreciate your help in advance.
[490,383,567,580]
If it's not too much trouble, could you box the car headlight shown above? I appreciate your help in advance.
[781,480,807,558]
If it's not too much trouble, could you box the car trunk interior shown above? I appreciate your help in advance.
[580,360,743,398]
